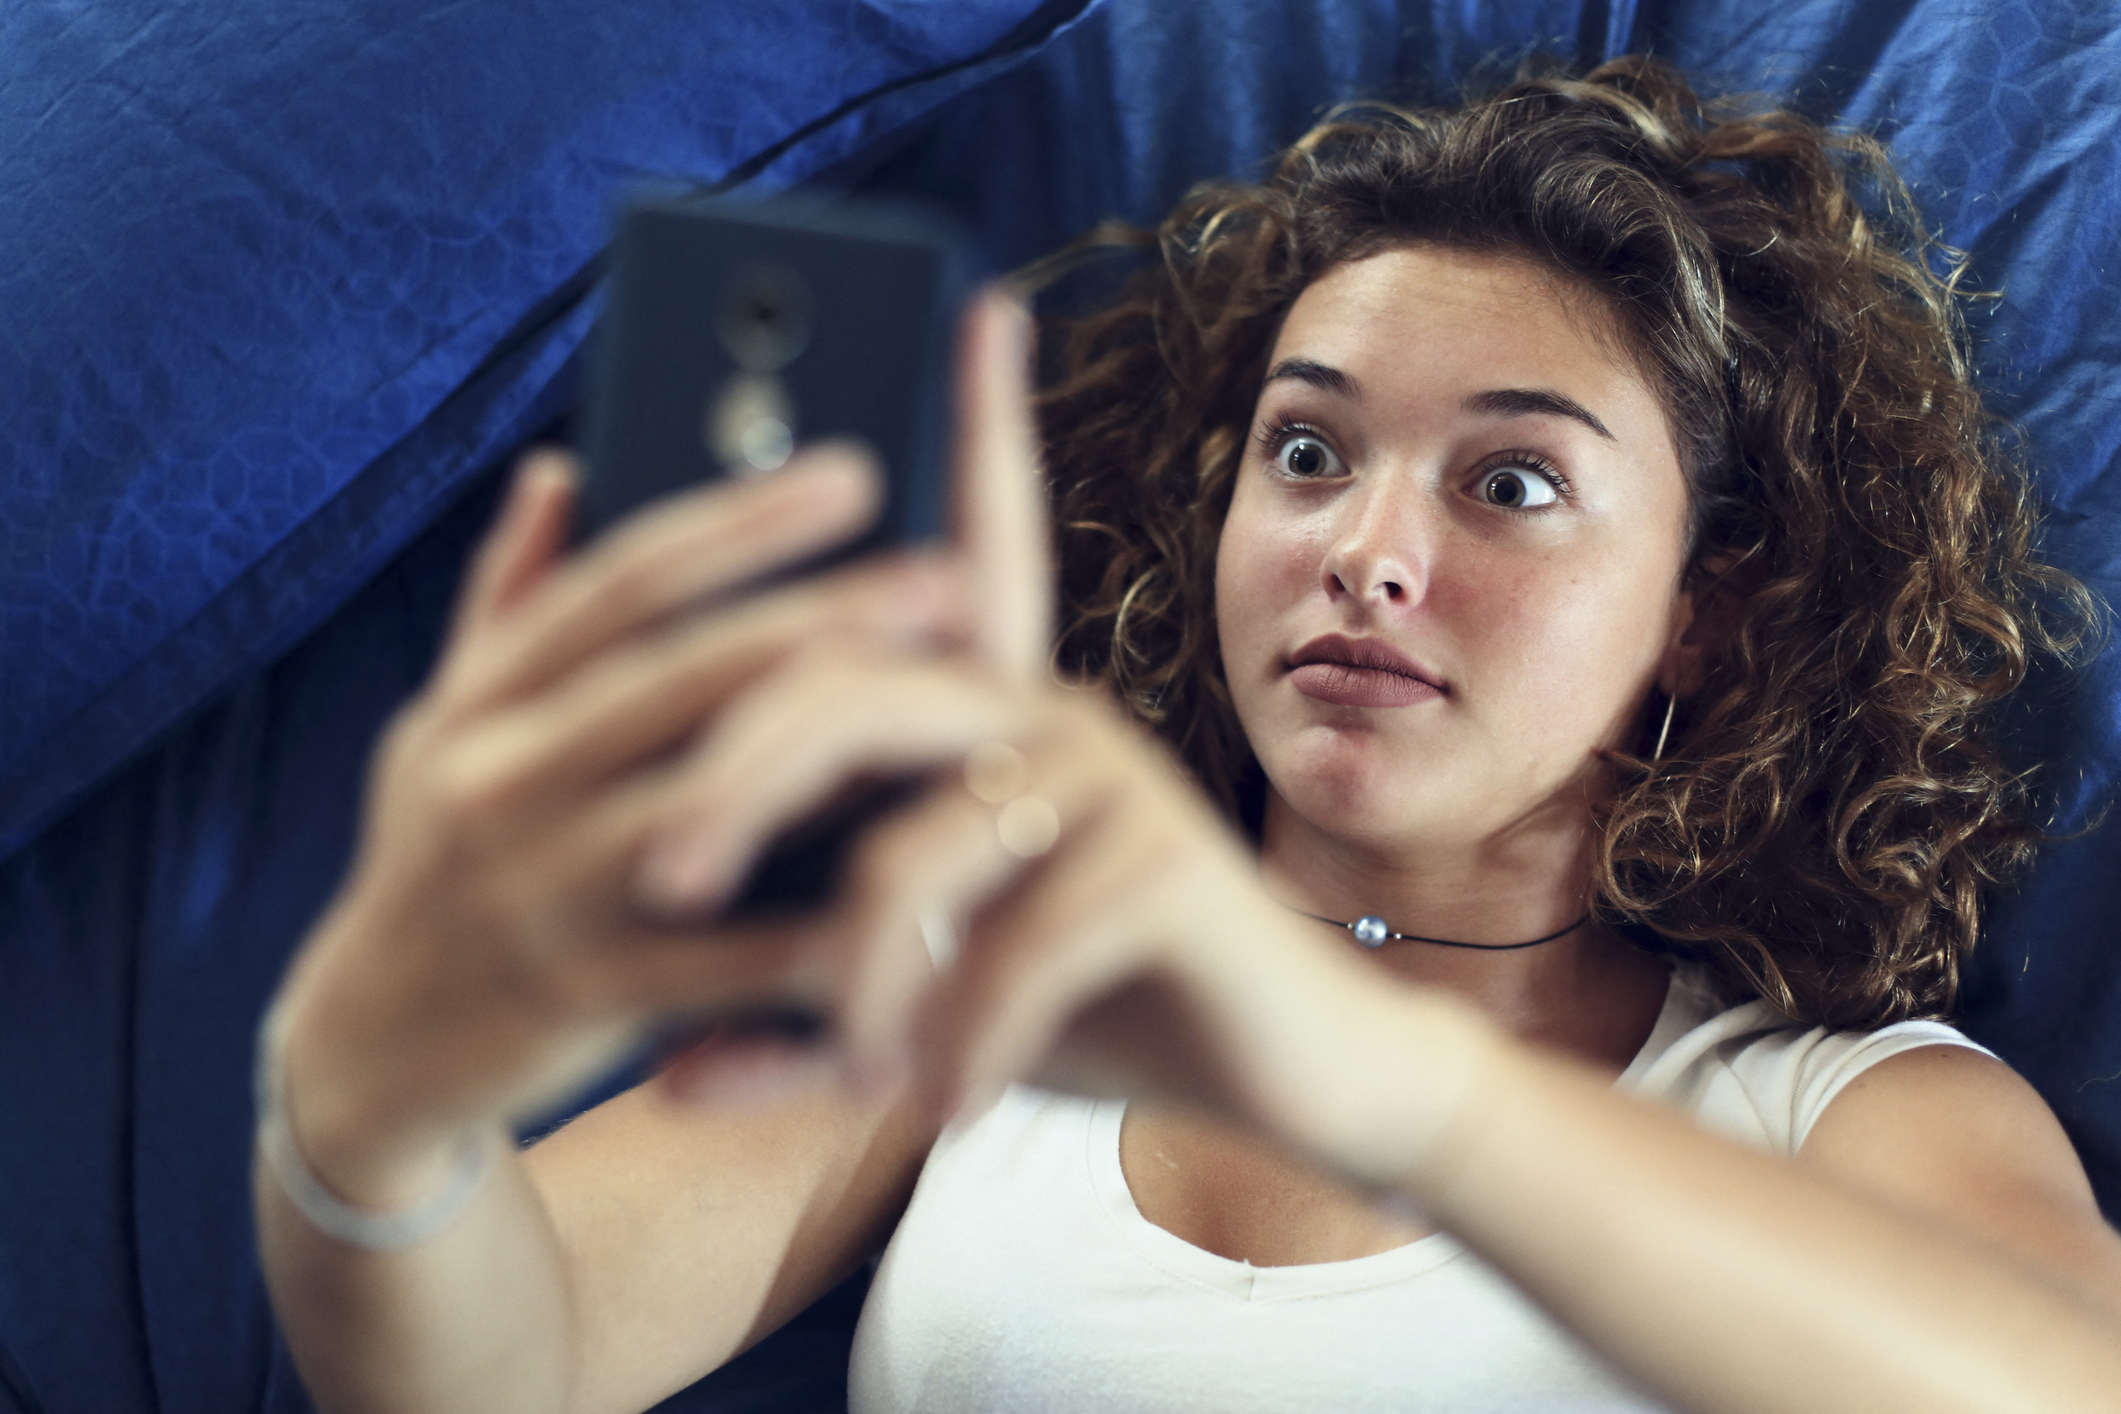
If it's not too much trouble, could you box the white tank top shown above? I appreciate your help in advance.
[847,966,1989,1413]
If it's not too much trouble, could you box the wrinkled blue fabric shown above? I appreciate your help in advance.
[1,2,2117,1412]
[0,0,1090,860]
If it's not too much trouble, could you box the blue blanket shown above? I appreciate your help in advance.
[1,2,2115,1410]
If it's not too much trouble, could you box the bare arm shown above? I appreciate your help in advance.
[260,1032,928,1414]
[251,445,926,1414]
[253,459,935,1414]
[1392,1025,2121,1414]
[525,1081,931,1414]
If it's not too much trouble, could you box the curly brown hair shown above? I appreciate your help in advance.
[1038,55,2094,1029]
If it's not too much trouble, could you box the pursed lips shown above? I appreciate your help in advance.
[1286,634,1446,708]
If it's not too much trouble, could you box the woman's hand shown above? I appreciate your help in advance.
[637,652,1496,1184]
[274,447,963,1194]
[271,290,1062,1205]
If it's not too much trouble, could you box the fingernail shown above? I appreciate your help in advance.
[996,292,1033,351]
[637,833,727,913]
[521,447,578,487]
[781,441,880,501]
[978,284,1032,339]
[890,559,958,623]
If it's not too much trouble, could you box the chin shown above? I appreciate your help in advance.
[1261,734,1439,844]
[1269,781,1449,859]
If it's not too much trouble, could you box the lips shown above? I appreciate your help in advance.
[1287,634,1445,708]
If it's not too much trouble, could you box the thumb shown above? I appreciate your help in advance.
[952,288,1052,685]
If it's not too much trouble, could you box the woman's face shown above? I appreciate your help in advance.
[1215,245,1695,859]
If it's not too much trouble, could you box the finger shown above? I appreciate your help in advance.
[655,1026,841,1108]
[493,783,842,1015]
[635,659,1031,913]
[450,451,578,642]
[530,920,840,1122]
[912,789,1431,1161]
[954,288,1053,685]
[825,745,1111,1089]
[425,555,958,824]
[587,918,838,1016]
[439,442,882,715]
[914,797,1160,1125]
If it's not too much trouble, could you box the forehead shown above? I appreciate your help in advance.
[1267,246,1662,423]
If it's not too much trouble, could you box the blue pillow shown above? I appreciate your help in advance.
[0,0,1095,862]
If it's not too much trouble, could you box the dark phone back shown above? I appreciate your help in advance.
[579,195,976,552]
[578,197,975,922]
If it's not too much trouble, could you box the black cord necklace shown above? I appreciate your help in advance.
[1300,910,1592,951]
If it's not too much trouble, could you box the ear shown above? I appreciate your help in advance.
[1656,548,1753,698]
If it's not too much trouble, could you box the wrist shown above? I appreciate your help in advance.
[266,898,505,1200]
[256,995,506,1247]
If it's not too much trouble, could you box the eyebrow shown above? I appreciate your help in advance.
[1463,387,1614,441]
[1263,359,1616,442]
[1262,358,1361,400]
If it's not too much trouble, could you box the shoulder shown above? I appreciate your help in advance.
[1800,1040,2121,1318]
[1801,1041,2090,1206]
[1637,973,2121,1317]
[1625,966,1992,1156]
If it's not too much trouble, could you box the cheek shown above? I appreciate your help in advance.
[1214,488,1321,665]
[1461,554,1671,738]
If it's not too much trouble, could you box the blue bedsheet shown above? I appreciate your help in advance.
[1,2,2115,1410]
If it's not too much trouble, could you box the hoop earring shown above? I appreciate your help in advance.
[1651,691,1677,762]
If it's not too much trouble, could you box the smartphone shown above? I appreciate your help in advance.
[580,192,977,549]
[578,192,978,930]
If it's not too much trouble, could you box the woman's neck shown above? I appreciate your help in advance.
[1256,787,1669,1072]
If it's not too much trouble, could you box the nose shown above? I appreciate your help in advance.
[1320,474,1430,610]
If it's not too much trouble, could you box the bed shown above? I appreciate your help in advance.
[1,2,2114,1409]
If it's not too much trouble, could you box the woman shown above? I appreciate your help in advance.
[257,59,2121,1413]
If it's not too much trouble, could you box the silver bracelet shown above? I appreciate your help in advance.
[253,1006,497,1251]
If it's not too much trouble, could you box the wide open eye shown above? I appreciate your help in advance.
[1273,432,1343,479]
[1478,465,1561,510]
